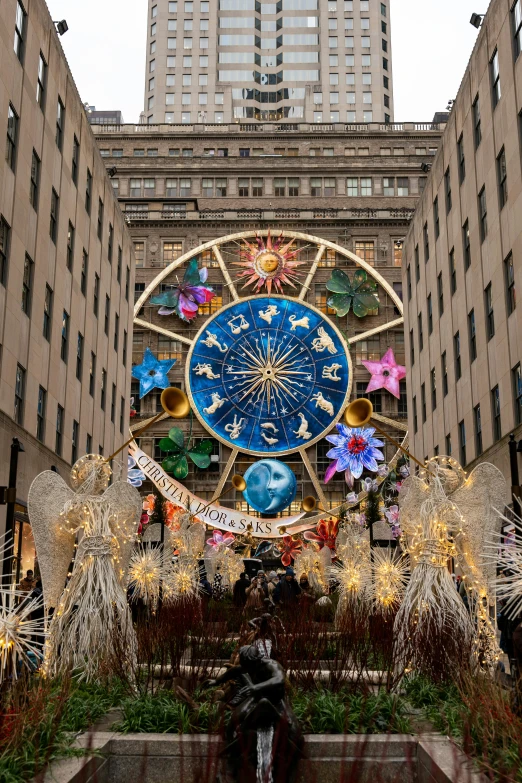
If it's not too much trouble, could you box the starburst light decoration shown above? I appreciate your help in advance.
[484,503,522,621]
[233,230,304,293]
[0,590,46,683]
[294,545,331,595]
[128,546,163,606]
[332,524,371,626]
[371,548,409,613]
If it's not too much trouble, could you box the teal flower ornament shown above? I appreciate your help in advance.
[326,268,380,317]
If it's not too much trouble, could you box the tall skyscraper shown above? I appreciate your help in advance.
[144,0,394,124]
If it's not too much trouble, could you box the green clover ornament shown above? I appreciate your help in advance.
[158,426,214,480]
[326,268,380,318]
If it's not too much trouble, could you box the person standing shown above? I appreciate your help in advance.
[233,572,249,608]
[273,567,301,607]
[267,571,279,599]
[245,575,266,610]
[18,569,36,595]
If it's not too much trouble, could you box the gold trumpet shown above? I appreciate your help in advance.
[106,387,191,462]
[344,398,426,471]
[301,496,340,519]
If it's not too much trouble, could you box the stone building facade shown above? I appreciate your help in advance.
[93,121,444,512]
[143,0,394,125]
[402,0,522,500]
[0,0,135,578]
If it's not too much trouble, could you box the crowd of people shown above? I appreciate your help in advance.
[231,567,315,611]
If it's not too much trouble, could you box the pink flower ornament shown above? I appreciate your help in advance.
[362,347,406,399]
[206,529,235,550]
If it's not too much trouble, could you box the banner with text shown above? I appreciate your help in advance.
[129,442,321,538]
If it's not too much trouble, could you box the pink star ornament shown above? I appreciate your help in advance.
[362,347,406,399]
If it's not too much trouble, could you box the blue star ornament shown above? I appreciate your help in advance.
[131,347,176,399]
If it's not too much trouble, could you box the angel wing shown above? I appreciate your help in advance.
[27,471,76,609]
[103,481,142,583]
[451,462,507,589]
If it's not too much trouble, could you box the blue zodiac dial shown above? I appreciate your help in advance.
[186,295,352,456]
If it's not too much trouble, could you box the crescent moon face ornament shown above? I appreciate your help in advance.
[243,459,297,514]
[186,295,352,456]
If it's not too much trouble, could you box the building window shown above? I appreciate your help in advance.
[491,385,501,441]
[75,332,84,380]
[398,380,407,417]
[454,331,461,380]
[468,309,476,361]
[49,189,59,243]
[72,135,79,185]
[89,352,96,396]
[407,264,412,300]
[437,272,444,316]
[423,222,429,262]
[163,241,183,264]
[433,197,439,239]
[355,241,374,265]
[157,337,183,361]
[418,313,423,351]
[473,95,481,148]
[430,367,437,411]
[449,248,456,294]
[180,178,191,196]
[56,98,65,151]
[43,285,52,340]
[361,178,372,196]
[474,404,482,456]
[421,383,426,422]
[36,52,47,109]
[101,369,107,411]
[0,216,9,287]
[37,386,46,442]
[356,382,382,413]
[14,364,25,425]
[21,254,33,315]
[413,395,418,433]
[125,266,130,301]
[252,178,263,197]
[457,134,465,183]
[6,104,18,172]
[108,224,114,262]
[397,177,409,196]
[444,167,452,212]
[61,311,69,362]
[511,362,522,426]
[346,177,358,196]
[123,329,128,367]
[514,0,522,59]
[409,328,414,366]
[117,246,122,284]
[72,420,79,465]
[111,384,116,423]
[97,199,104,241]
[442,351,448,396]
[458,420,466,466]
[30,150,40,209]
[505,252,516,315]
[66,222,75,270]
[120,396,125,434]
[288,178,299,197]
[104,295,110,335]
[497,147,507,208]
[274,178,286,197]
[446,433,452,457]
[93,273,99,316]
[415,244,419,282]
[485,282,494,340]
[14,1,26,62]
[491,49,501,107]
[56,405,64,456]
[86,169,92,214]
[462,220,471,270]
[114,313,119,352]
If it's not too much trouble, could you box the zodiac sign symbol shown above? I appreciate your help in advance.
[261,432,279,446]
[202,330,228,352]
[322,363,342,382]
[293,412,312,441]
[227,314,249,335]
[311,392,334,416]
[193,362,220,380]
[203,392,226,415]
[258,305,280,325]
[260,422,279,433]
[289,314,311,331]
[311,327,336,355]
[224,414,245,440]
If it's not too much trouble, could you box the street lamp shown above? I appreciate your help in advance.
[0,438,24,587]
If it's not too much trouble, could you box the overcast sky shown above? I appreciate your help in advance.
[46,0,483,124]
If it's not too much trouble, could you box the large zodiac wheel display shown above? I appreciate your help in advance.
[132,230,408,531]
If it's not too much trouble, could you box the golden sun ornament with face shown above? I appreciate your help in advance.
[234,230,304,294]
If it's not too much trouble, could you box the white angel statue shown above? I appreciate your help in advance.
[27,454,142,681]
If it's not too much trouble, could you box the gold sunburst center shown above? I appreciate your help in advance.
[254,250,282,277]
